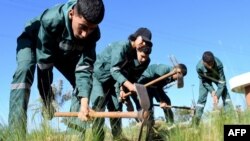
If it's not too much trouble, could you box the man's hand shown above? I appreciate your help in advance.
[123,81,135,92]
[160,102,170,109]
[211,91,218,105]
[119,89,126,100]
[78,97,90,121]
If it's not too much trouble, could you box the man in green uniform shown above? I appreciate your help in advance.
[192,51,234,127]
[137,63,187,122]
[8,0,104,138]
[85,27,153,141]
[124,63,187,140]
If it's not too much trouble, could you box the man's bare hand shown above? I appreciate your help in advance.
[160,102,170,109]
[78,98,90,121]
[211,91,218,105]
[120,89,126,100]
[123,81,135,92]
[213,95,218,105]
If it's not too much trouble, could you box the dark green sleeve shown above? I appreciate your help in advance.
[138,64,172,84]
[110,43,128,84]
[152,64,172,77]
[34,6,64,101]
[75,27,100,98]
[75,44,96,98]
[137,65,151,84]
[36,5,64,69]
[215,58,226,97]
[196,61,214,93]
[36,27,55,69]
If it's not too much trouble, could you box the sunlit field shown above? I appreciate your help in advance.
[1,107,249,141]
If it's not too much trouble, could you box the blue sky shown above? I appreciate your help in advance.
[1,0,250,130]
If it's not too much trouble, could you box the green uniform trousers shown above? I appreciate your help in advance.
[193,81,233,126]
[9,39,84,136]
[90,77,122,141]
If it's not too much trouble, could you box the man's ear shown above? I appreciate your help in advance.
[69,9,74,20]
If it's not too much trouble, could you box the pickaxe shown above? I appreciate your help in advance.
[121,67,183,99]
[153,104,195,111]
[199,73,225,84]
[54,83,150,120]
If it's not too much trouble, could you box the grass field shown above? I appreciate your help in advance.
[1,108,250,141]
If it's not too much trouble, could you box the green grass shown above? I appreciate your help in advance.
[1,109,250,141]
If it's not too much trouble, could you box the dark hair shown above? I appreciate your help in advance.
[202,51,214,63]
[176,63,187,76]
[75,0,105,24]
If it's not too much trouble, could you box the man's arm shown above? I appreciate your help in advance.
[110,42,135,92]
[76,41,97,121]
[138,64,172,83]
[196,62,215,93]
[215,59,227,98]
[76,27,100,121]
[36,9,64,100]
[75,46,96,98]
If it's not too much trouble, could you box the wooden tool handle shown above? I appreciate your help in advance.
[122,70,177,98]
[144,69,177,87]
[54,111,141,118]
[54,112,78,117]
[199,73,225,84]
[153,104,194,110]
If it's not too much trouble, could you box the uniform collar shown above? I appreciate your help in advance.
[61,0,76,41]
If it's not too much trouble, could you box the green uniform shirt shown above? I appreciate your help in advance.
[94,40,150,85]
[196,57,227,97]
[22,0,100,98]
[138,64,173,88]
[136,64,173,102]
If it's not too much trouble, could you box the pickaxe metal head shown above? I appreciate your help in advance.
[177,72,184,88]
[134,83,150,111]
[175,67,184,88]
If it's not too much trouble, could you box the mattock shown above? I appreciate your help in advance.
[122,67,184,99]
[120,68,184,141]
[54,83,150,119]
[153,104,195,111]
[54,83,151,141]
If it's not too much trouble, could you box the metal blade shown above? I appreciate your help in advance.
[134,83,150,110]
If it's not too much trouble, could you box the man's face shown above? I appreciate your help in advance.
[134,36,151,64]
[69,9,98,39]
[136,49,149,64]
